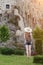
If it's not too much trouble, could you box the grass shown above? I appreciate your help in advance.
[0,54,43,65]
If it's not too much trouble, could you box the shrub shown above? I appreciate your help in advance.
[14,48,24,55]
[32,26,43,40]
[32,26,43,54]
[33,55,43,64]
[35,40,42,54]
[0,47,24,55]
[0,25,10,42]
[0,47,15,55]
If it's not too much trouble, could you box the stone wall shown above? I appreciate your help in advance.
[23,0,43,28]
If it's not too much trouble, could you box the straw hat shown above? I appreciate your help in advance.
[24,27,32,33]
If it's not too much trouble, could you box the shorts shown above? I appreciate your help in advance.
[26,42,31,45]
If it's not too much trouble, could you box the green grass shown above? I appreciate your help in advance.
[0,54,43,65]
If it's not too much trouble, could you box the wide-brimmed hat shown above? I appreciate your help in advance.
[24,27,32,33]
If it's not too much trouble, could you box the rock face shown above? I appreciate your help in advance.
[0,0,43,28]
[0,6,25,47]
[24,0,43,28]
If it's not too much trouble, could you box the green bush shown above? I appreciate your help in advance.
[35,40,42,54]
[33,55,43,64]
[0,47,15,55]
[0,47,24,55]
[14,48,24,55]
[32,26,43,54]
[32,26,43,40]
[0,25,10,42]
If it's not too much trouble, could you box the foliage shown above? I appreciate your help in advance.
[34,55,43,64]
[0,47,24,55]
[0,25,10,42]
[35,40,42,54]
[32,26,43,40]
[32,26,43,54]
[14,48,24,55]
[0,47,15,55]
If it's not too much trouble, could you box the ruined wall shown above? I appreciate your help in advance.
[24,0,43,28]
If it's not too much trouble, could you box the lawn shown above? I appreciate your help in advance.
[0,54,43,65]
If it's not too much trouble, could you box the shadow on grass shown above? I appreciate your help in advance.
[33,55,43,64]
